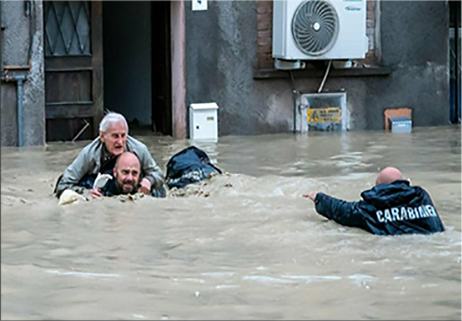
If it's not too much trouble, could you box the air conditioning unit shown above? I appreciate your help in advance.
[272,0,368,63]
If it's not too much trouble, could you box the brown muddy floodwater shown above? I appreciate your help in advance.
[1,126,461,320]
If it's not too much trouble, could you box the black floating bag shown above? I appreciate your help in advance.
[166,146,222,189]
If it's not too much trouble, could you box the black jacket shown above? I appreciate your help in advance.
[314,180,445,235]
[166,146,222,189]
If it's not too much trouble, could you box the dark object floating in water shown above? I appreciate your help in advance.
[166,146,222,189]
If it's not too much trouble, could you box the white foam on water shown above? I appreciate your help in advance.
[216,284,239,289]
[46,270,122,278]
[201,272,235,278]
[242,275,295,284]
[280,275,342,282]
[348,274,378,283]
[184,278,205,284]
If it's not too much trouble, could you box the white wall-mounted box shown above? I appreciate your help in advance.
[192,0,207,11]
[189,103,219,140]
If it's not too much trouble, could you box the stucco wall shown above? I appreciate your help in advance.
[185,1,450,137]
[0,1,450,144]
[1,0,45,146]
[367,1,449,128]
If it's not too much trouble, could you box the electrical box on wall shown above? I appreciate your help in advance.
[192,0,207,11]
[300,92,347,132]
[189,103,219,141]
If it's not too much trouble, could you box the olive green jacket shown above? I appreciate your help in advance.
[55,136,164,196]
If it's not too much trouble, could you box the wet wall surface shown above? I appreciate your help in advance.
[185,1,450,135]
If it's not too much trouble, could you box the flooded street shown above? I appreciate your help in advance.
[1,126,461,320]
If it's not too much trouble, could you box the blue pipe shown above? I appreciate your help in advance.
[16,75,26,147]
[3,74,27,146]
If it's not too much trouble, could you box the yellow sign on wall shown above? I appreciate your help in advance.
[307,107,341,123]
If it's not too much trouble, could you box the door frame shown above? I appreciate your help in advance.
[171,1,186,140]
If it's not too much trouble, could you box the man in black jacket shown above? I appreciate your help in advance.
[303,167,445,235]
[98,152,166,198]
[94,152,142,197]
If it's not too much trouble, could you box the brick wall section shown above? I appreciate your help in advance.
[257,1,274,69]
[256,0,378,69]
[365,0,378,65]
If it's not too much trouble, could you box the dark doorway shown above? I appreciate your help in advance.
[449,0,461,124]
[151,1,172,135]
[102,1,171,135]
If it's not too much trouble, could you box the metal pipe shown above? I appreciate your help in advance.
[291,89,298,133]
[0,1,32,147]
[289,71,298,133]
[17,76,25,147]
[4,64,31,70]
[3,74,27,147]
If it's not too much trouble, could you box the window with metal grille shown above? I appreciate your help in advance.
[44,1,91,57]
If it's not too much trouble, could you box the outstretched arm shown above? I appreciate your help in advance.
[55,148,94,197]
[304,192,365,229]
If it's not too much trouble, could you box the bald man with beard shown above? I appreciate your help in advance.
[92,152,143,197]
[303,167,445,235]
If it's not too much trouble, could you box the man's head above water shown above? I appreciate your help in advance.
[99,112,129,156]
[113,152,141,194]
[375,167,404,186]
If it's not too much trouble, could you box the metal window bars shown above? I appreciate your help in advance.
[44,1,91,57]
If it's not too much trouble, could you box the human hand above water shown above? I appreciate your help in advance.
[137,178,152,195]
[302,192,317,201]
[89,188,103,198]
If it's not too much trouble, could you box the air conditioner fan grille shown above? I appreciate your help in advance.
[292,0,339,56]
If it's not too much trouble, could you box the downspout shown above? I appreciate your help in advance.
[0,1,32,147]
[289,71,299,133]
[291,89,298,134]
[2,73,27,147]
[17,76,26,147]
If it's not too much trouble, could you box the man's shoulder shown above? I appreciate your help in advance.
[126,135,149,153]
[127,135,144,146]
[412,185,430,195]
[69,138,101,166]
[81,137,102,154]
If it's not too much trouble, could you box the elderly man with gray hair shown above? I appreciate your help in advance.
[54,112,165,198]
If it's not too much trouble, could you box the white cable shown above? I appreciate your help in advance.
[317,60,332,93]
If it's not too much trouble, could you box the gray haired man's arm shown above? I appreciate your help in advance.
[138,145,164,189]
[55,148,94,197]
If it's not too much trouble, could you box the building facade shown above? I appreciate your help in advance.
[0,1,459,146]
